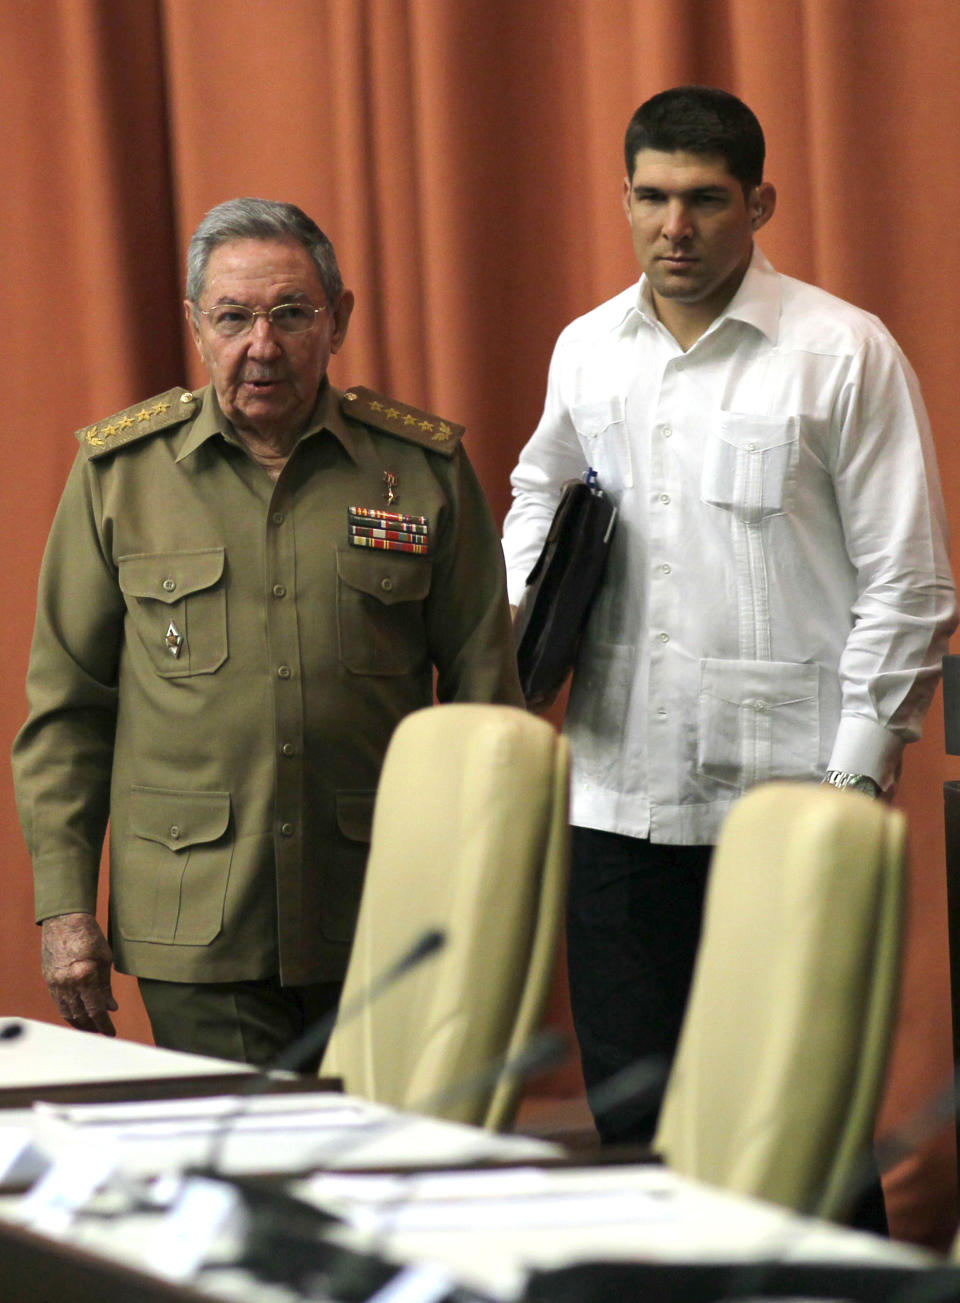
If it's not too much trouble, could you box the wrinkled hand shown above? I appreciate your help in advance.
[41,913,118,1035]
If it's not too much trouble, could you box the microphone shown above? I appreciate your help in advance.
[660,1066,960,1303]
[299,1026,570,1172]
[118,928,448,1288]
[269,926,446,1074]
[244,1030,571,1297]
[407,1027,569,1129]
[587,1055,670,1145]
[212,1028,569,1294]
[200,926,447,1174]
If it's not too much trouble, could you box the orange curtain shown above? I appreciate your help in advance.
[4,0,960,1247]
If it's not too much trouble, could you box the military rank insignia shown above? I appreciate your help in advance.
[165,621,184,658]
[348,507,430,555]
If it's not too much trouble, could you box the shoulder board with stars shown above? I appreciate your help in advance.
[76,387,200,459]
[341,386,464,458]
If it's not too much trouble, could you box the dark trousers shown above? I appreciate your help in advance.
[566,827,711,1146]
[138,975,342,1072]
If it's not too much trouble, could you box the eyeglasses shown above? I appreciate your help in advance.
[196,301,327,337]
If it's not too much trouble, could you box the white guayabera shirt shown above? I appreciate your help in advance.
[502,249,957,844]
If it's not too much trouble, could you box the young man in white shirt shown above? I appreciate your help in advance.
[502,86,956,1156]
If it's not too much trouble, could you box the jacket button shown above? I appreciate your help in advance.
[380,577,394,593]
[280,822,295,837]
[169,825,181,839]
[277,664,291,679]
[162,578,176,592]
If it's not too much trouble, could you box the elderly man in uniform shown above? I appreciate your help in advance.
[14,197,523,1064]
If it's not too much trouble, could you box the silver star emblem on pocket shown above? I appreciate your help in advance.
[165,621,183,658]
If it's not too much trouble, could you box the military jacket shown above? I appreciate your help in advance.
[13,381,522,984]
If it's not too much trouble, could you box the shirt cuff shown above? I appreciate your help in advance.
[827,715,905,792]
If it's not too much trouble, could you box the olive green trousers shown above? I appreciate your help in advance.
[138,975,342,1072]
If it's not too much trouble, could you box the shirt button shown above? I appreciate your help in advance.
[659,493,671,505]
[162,578,176,592]
[662,425,673,438]
[657,707,667,717]
[661,563,671,574]
[659,632,669,643]
[280,741,296,757]
[272,584,287,598]
[280,822,295,837]
[169,825,181,840]
[745,443,756,452]
[277,664,292,679]
[380,577,394,593]
[754,700,767,712]
[272,511,285,526]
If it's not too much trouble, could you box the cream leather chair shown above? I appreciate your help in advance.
[320,703,570,1131]
[654,781,906,1222]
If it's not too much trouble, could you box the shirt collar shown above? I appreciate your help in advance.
[175,378,365,464]
[632,245,782,345]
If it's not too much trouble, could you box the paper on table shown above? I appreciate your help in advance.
[32,1092,381,1139]
[307,1166,680,1234]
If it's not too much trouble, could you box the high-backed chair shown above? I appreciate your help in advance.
[654,781,906,1222]
[320,703,570,1132]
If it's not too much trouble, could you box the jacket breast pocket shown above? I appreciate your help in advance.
[118,548,227,677]
[571,396,633,490]
[701,415,799,521]
[117,786,232,944]
[697,658,820,788]
[337,548,431,676]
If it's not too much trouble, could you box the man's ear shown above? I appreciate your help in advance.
[183,300,203,354]
[330,289,355,355]
[750,182,777,232]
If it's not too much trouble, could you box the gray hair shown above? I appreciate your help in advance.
[185,197,344,309]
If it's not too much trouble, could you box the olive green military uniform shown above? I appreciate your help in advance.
[13,380,523,989]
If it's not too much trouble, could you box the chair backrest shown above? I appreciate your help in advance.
[320,703,570,1132]
[653,781,906,1222]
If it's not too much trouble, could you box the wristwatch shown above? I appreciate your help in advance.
[823,770,881,799]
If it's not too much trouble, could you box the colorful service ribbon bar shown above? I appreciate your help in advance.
[351,536,429,554]
[350,507,429,526]
[348,507,431,555]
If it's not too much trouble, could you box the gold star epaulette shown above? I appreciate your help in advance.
[341,386,464,458]
[77,387,200,459]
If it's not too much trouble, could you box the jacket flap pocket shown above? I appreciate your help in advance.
[337,548,430,605]
[336,790,376,843]
[119,549,225,603]
[130,785,230,851]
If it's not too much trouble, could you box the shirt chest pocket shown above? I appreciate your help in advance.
[118,548,227,677]
[571,396,633,490]
[701,414,799,520]
[337,547,431,676]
